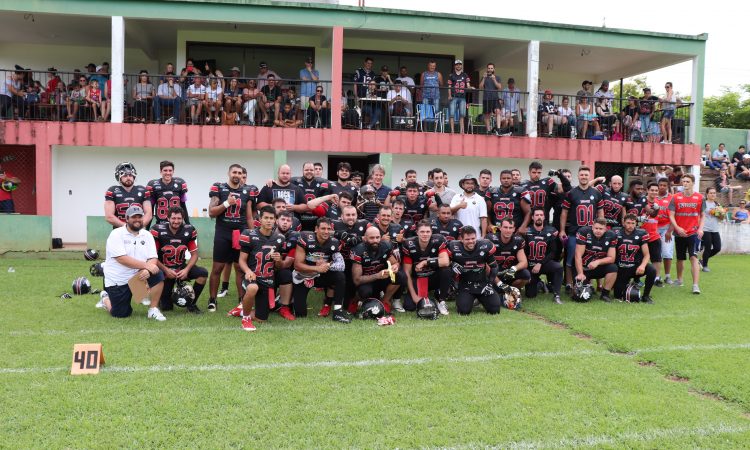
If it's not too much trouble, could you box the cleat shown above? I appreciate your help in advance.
[318,304,331,317]
[654,279,663,287]
[701,267,711,272]
[207,298,217,312]
[187,304,203,314]
[227,304,243,317]
[692,284,701,295]
[277,305,295,321]
[383,301,392,314]
[437,300,449,316]
[347,301,359,315]
[673,279,684,287]
[553,295,563,305]
[147,307,166,322]
[600,293,613,303]
[95,290,108,309]
[241,316,256,331]
[565,284,572,294]
[664,276,673,285]
[217,288,229,298]
[392,298,406,312]
[332,308,352,324]
[642,295,654,304]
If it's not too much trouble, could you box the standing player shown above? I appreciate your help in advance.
[236,206,284,331]
[522,161,565,219]
[477,169,493,198]
[560,166,604,287]
[487,218,530,290]
[150,206,207,313]
[525,207,564,304]
[655,178,674,285]
[486,169,531,233]
[613,214,656,303]
[256,164,307,219]
[385,182,432,223]
[431,204,462,241]
[146,160,189,226]
[206,164,257,312]
[351,227,404,312]
[624,180,648,217]
[574,218,618,302]
[640,182,663,287]
[668,174,705,294]
[401,220,451,315]
[329,162,359,204]
[105,162,152,228]
[594,175,627,227]
[292,162,331,231]
[292,217,350,323]
[446,225,502,315]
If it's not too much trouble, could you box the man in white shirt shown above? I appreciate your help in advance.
[450,174,488,237]
[428,167,456,218]
[101,205,166,321]
[154,74,182,124]
[386,80,413,116]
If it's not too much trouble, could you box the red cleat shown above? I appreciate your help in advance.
[277,305,295,321]
[227,304,243,317]
[318,304,331,317]
[383,301,392,314]
[347,301,359,315]
[241,316,256,331]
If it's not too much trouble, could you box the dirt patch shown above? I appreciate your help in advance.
[689,388,725,402]
[573,332,592,340]
[666,374,690,383]
[638,361,657,367]
[523,311,569,329]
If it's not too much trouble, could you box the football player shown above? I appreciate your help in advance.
[292,162,332,231]
[236,206,285,331]
[486,218,530,289]
[328,162,360,205]
[525,207,564,304]
[521,161,565,219]
[446,225,502,315]
[593,175,628,228]
[351,226,404,312]
[668,174,705,294]
[256,164,307,221]
[150,206,207,313]
[146,160,189,226]
[272,210,299,321]
[370,206,404,244]
[333,204,369,315]
[486,169,531,233]
[574,218,618,302]
[613,214,656,303]
[431,204,462,241]
[391,199,416,239]
[385,182,432,223]
[401,220,451,315]
[206,164,257,312]
[105,162,152,228]
[624,180,648,217]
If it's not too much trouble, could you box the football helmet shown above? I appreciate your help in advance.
[360,298,386,320]
[84,248,100,261]
[1,180,17,192]
[500,284,522,310]
[623,282,642,303]
[171,281,195,308]
[572,281,595,302]
[72,277,92,295]
[416,297,439,320]
[89,263,104,277]
[114,162,137,182]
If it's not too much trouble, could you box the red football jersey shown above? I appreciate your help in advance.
[668,192,705,236]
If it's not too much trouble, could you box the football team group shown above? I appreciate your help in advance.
[93,158,705,331]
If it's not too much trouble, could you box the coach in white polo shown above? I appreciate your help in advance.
[102,205,166,321]
[450,174,488,236]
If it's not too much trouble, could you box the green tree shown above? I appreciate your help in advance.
[702,85,750,129]
[611,76,649,113]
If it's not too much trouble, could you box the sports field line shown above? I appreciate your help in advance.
[452,422,750,449]
[2,342,749,375]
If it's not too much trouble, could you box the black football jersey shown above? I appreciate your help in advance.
[522,177,557,210]
[596,185,628,225]
[562,186,604,234]
[105,184,150,222]
[257,182,306,212]
[334,219,369,259]
[486,186,531,227]
[370,221,403,243]
[350,241,394,275]
[397,195,431,223]
[446,239,497,285]
[395,218,416,239]
[431,218,462,241]
[613,227,648,268]
[278,229,300,259]
[147,177,188,224]
[486,233,525,269]
[401,234,447,278]
[239,229,284,287]
[293,177,332,230]
[575,226,617,267]
[525,225,559,265]
[329,181,360,204]
[297,231,341,266]
[624,195,649,217]
[209,182,258,230]
[150,222,198,268]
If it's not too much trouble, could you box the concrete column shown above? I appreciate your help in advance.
[689,55,703,146]
[330,26,344,136]
[525,41,540,137]
[111,16,125,124]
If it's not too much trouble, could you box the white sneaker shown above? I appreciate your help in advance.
[437,300,449,316]
[392,298,405,313]
[692,284,701,295]
[147,307,167,322]
[165,117,176,125]
[217,289,229,298]
[141,298,151,306]
[95,291,108,309]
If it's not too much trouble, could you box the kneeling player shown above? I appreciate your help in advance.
[613,214,656,303]
[575,218,618,302]
[151,206,207,313]
[401,220,452,315]
[487,218,531,289]
[524,207,564,304]
[351,226,404,312]
[237,206,284,331]
[446,225,502,315]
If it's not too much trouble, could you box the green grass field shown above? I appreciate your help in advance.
[1,255,749,448]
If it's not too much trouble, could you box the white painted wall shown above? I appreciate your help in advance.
[52,146,274,242]
[287,151,330,177]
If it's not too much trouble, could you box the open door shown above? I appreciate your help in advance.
[327,154,380,181]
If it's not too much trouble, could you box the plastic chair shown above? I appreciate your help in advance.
[467,104,487,134]
[417,103,443,132]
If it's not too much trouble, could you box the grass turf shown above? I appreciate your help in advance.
[1,256,749,448]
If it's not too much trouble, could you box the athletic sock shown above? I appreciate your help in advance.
[325,296,334,306]
[193,282,205,301]
[221,281,229,291]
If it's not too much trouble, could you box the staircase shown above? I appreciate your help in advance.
[699,166,750,206]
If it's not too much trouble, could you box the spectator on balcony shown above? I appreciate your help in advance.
[45,68,61,95]
[241,79,263,125]
[715,166,742,205]
[353,57,376,100]
[374,65,394,100]
[736,154,750,181]
[576,80,593,100]
[594,80,614,109]
[179,59,202,96]
[306,85,329,128]
[86,78,105,122]
[5,68,29,119]
[620,96,639,138]
[420,60,443,113]
[204,77,223,125]
[90,63,109,92]
[299,57,319,109]
[203,62,224,89]
[260,74,282,124]
[274,101,303,128]
[0,70,16,119]
[501,77,522,129]
[396,65,415,97]
[479,62,502,135]
[361,80,383,130]
[159,63,175,84]
[387,79,412,117]
[187,75,206,125]
[557,96,576,138]
[595,96,616,135]
[66,75,87,122]
[639,88,659,142]
[256,62,280,90]
[283,86,301,118]
[227,66,246,89]
[659,82,681,144]
[154,74,181,124]
[576,94,599,139]
[447,60,471,134]
[132,70,154,123]
[223,77,242,123]
[85,63,97,75]
[539,90,567,137]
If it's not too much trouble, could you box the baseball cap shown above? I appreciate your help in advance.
[125,205,145,218]
[305,57,314,63]
[743,154,750,159]
[259,62,268,69]
[230,66,240,72]
[95,65,102,72]
[454,59,463,65]
[601,80,609,85]
[544,89,552,95]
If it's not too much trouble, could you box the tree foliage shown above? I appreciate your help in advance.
[702,85,750,129]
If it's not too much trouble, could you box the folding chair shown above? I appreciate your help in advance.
[417,103,443,132]
[467,104,487,134]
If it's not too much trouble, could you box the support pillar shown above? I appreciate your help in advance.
[330,26,344,139]
[111,16,125,124]
[525,40,540,137]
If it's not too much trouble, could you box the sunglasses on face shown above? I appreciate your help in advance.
[316,89,323,92]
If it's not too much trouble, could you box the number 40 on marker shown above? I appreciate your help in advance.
[70,343,105,375]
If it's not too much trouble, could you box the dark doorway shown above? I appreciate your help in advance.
[0,145,36,214]
[327,154,380,181]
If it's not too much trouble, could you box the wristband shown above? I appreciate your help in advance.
[223,200,230,208]
[427,257,439,270]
